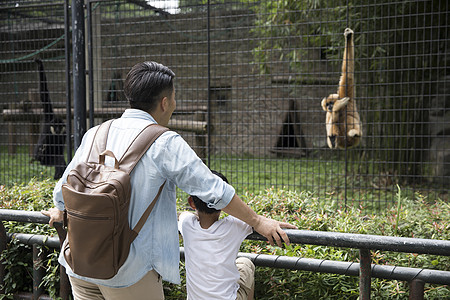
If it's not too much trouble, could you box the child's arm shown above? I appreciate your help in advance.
[178,211,193,222]
[178,211,193,235]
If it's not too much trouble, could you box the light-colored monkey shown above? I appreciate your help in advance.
[321,28,362,149]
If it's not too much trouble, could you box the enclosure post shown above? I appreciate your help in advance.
[206,0,211,166]
[0,222,6,295]
[359,249,371,299]
[86,0,95,128]
[72,0,87,149]
[64,0,72,159]
[409,279,425,300]
[33,244,45,299]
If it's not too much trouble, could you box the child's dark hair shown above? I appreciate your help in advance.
[191,170,228,214]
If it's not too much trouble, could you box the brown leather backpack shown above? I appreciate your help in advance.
[61,119,168,279]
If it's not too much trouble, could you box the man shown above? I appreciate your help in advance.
[42,61,297,299]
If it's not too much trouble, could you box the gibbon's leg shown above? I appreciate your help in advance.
[347,114,362,138]
[326,120,334,148]
[326,111,341,148]
[348,129,359,138]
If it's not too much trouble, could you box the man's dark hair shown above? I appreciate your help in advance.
[124,61,175,112]
[192,170,228,215]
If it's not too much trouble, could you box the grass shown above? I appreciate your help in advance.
[207,153,446,212]
[0,146,54,185]
[1,146,447,214]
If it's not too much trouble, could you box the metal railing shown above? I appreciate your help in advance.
[1,209,449,299]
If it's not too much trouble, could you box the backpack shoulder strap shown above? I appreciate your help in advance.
[87,119,115,163]
[132,180,166,235]
[118,123,169,174]
[118,123,169,236]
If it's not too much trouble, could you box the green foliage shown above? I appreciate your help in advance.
[0,239,33,298]
[0,178,59,299]
[237,187,449,299]
[1,180,449,299]
[0,178,55,211]
[252,0,347,74]
[40,249,63,300]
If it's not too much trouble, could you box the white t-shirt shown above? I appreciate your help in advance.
[178,212,253,300]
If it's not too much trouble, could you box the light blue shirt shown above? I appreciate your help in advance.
[53,109,236,288]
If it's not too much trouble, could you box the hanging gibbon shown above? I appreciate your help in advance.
[33,59,67,179]
[321,28,362,149]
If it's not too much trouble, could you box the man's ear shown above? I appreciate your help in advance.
[188,196,196,210]
[160,96,169,112]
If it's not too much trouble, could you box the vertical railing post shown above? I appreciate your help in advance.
[55,223,70,299]
[359,249,371,299]
[0,222,6,295]
[409,279,425,300]
[33,244,45,299]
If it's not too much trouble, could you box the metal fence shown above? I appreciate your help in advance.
[1,209,449,299]
[0,0,448,210]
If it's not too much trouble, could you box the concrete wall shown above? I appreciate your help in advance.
[0,9,346,157]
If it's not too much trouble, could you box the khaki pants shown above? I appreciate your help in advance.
[69,270,164,300]
[236,257,255,300]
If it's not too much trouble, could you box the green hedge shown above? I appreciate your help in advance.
[237,188,449,299]
[1,180,449,299]
[0,179,59,299]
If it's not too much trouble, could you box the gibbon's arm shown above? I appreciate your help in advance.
[338,28,354,100]
[321,96,349,113]
[332,97,350,112]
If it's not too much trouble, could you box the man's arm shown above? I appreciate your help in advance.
[222,194,297,247]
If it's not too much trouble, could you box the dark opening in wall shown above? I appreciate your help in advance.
[271,100,307,157]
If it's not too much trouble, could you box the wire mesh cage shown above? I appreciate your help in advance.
[0,0,448,211]
[0,0,69,183]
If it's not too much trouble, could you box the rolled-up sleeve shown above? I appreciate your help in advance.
[152,132,235,210]
[204,178,235,210]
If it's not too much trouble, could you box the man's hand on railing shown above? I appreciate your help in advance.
[252,215,297,247]
[41,208,64,227]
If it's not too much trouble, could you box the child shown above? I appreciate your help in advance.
[178,170,255,300]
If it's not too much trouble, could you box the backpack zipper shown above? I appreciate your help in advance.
[66,210,112,221]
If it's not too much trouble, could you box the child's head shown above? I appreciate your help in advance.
[191,170,228,215]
